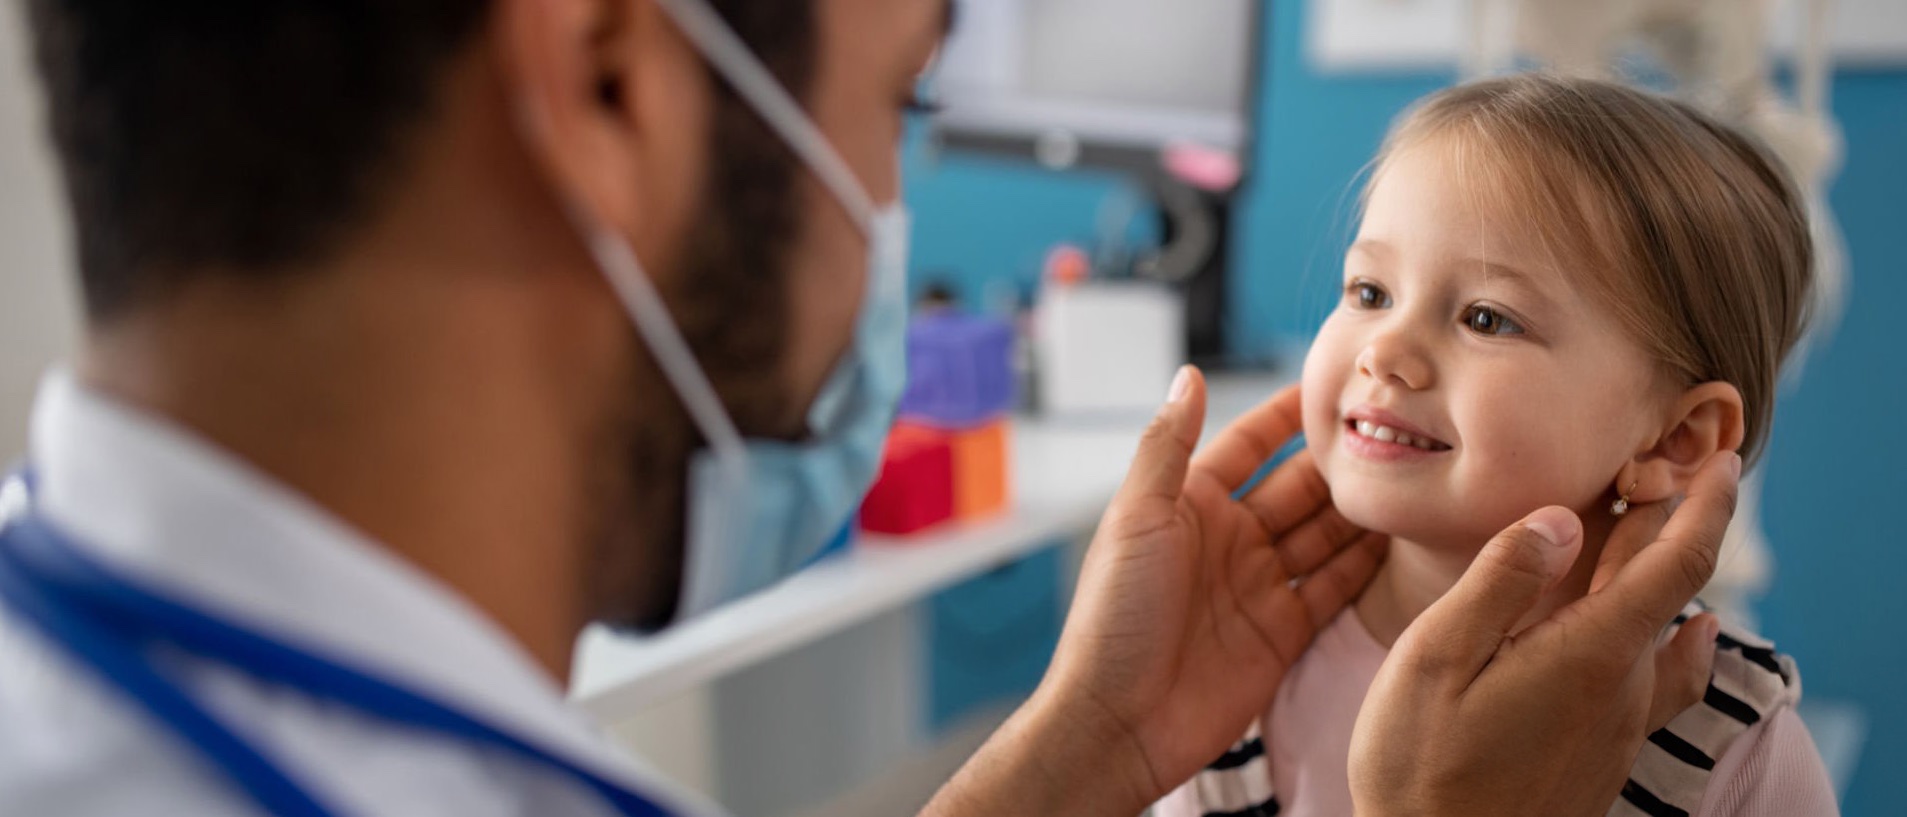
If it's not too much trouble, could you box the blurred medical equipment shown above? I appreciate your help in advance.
[926,0,1265,366]
[1463,0,1846,634]
[1033,257,1186,418]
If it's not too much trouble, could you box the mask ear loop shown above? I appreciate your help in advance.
[507,41,753,616]
[506,60,751,478]
[572,204,750,604]
[651,0,878,233]
[573,210,745,458]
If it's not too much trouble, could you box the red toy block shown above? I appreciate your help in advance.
[859,424,955,536]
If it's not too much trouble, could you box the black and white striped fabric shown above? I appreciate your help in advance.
[1610,605,1799,817]
[1183,722,1280,816]
[1176,603,1798,817]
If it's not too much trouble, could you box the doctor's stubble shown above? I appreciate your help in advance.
[588,4,819,633]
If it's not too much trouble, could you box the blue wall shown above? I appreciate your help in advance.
[906,2,1907,812]
[1757,69,1907,817]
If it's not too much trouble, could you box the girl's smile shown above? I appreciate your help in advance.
[1340,405,1452,463]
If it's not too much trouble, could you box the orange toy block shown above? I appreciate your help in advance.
[948,420,1011,520]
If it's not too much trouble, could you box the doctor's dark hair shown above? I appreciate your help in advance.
[1368,74,1813,467]
[25,0,816,321]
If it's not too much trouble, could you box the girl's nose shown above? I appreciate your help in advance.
[1356,330,1434,391]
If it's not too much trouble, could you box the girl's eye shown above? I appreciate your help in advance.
[1462,304,1525,336]
[1348,281,1392,309]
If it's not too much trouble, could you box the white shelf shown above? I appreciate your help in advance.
[568,373,1291,722]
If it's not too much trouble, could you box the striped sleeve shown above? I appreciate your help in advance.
[1608,606,1812,817]
[1152,722,1280,817]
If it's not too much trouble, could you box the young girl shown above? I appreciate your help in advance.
[1157,75,1835,816]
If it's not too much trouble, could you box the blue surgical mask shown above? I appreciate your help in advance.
[566,0,910,621]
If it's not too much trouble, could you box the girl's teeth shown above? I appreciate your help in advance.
[1354,420,1442,450]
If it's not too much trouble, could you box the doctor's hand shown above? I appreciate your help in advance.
[924,368,1386,817]
[1347,451,1741,817]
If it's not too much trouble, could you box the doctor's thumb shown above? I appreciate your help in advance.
[1408,506,1583,673]
[1111,365,1208,508]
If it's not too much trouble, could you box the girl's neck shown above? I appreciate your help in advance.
[1354,510,1617,648]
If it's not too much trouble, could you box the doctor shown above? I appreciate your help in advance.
[0,0,1739,815]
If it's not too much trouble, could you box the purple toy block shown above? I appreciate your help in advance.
[898,311,1016,428]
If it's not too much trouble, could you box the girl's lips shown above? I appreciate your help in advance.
[1342,420,1452,462]
[1340,406,1452,463]
[1343,406,1452,450]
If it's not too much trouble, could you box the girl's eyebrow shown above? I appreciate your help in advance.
[1467,258,1534,285]
[1348,239,1394,261]
[1462,258,1559,311]
[1350,240,1562,313]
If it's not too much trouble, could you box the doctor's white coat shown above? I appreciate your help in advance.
[0,372,724,817]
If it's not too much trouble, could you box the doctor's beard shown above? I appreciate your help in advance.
[581,91,808,634]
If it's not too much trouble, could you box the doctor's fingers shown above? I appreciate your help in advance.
[1590,505,1665,596]
[1112,366,1209,510]
[1231,448,1332,538]
[1648,613,1720,734]
[1190,383,1304,491]
[1591,492,1677,594]
[1292,532,1388,629]
[1583,452,1739,648]
[1234,532,1384,661]
[1266,504,1367,579]
[1397,506,1585,681]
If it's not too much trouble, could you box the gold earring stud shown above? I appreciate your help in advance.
[1611,481,1639,516]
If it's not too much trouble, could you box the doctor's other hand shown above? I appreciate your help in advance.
[1348,451,1741,817]
[924,369,1386,817]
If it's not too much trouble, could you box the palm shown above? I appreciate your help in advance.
[1045,376,1384,799]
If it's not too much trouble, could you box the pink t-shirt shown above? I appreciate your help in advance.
[1153,609,1838,817]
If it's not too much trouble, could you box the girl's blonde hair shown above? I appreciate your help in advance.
[1372,74,1813,466]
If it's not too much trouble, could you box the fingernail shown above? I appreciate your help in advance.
[1525,506,1581,549]
[1699,614,1721,644]
[1727,452,1742,481]
[1167,365,1192,404]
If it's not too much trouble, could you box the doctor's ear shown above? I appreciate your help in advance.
[1623,382,1745,504]
[495,0,710,233]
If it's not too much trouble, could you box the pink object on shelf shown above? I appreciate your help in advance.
[1043,244,1090,286]
[1162,141,1242,192]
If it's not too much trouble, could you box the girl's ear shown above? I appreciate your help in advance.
[1622,382,1746,505]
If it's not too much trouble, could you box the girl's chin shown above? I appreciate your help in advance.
[1332,495,1502,552]
[1326,473,1598,551]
